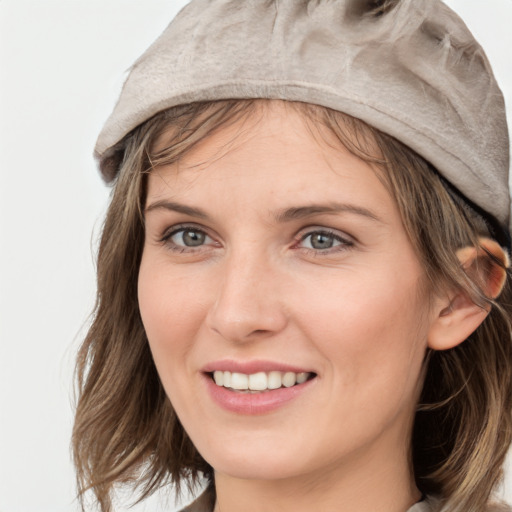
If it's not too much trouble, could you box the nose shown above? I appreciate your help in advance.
[206,248,288,343]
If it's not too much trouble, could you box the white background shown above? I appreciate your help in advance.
[0,1,511,511]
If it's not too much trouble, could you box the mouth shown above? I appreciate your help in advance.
[208,370,316,393]
[202,361,318,414]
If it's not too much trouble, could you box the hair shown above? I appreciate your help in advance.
[73,99,512,512]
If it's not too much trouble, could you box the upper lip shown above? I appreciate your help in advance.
[202,359,315,375]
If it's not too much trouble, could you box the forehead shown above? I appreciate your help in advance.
[145,101,404,236]
[151,100,383,164]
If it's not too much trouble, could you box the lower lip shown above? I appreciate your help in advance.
[203,374,316,414]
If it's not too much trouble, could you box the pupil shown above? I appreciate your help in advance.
[311,233,333,249]
[183,230,205,246]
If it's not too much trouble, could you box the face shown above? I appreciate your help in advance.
[138,103,434,485]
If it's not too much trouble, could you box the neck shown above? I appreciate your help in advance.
[213,438,421,512]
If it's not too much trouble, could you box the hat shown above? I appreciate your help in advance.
[95,0,510,233]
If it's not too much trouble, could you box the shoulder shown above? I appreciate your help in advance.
[407,496,437,512]
[409,496,512,512]
[178,492,512,512]
[179,487,215,512]
[486,503,512,512]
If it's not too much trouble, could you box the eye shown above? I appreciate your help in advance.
[299,229,353,252]
[161,225,216,251]
[172,228,208,247]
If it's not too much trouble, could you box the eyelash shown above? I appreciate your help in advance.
[159,224,215,253]
[295,228,354,255]
[158,224,355,255]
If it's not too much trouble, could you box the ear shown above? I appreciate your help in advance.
[427,238,509,351]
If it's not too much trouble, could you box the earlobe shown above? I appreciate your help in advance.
[427,292,489,351]
[427,238,509,351]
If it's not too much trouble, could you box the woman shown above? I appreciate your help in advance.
[73,1,512,511]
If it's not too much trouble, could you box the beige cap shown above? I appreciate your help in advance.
[95,0,510,231]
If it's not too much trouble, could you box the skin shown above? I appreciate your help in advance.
[137,102,495,512]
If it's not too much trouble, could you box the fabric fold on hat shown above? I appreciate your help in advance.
[95,0,510,230]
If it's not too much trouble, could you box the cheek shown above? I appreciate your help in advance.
[137,257,206,371]
[294,267,429,398]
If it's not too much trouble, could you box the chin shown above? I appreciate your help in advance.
[207,453,305,481]
[191,428,325,482]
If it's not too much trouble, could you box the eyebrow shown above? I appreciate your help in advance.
[144,200,382,223]
[274,203,383,224]
[145,200,209,218]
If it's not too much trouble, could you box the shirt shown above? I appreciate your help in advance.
[180,490,439,512]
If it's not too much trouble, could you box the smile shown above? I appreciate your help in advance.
[212,370,313,392]
[203,365,317,414]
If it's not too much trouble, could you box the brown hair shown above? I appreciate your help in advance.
[73,99,512,512]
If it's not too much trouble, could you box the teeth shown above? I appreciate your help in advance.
[231,372,249,390]
[282,372,296,388]
[268,371,282,390]
[249,372,267,391]
[212,370,312,391]
[213,371,224,386]
[296,372,308,384]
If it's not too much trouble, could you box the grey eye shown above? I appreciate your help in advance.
[302,232,341,250]
[171,229,207,247]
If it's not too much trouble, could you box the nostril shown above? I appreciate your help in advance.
[252,329,271,336]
